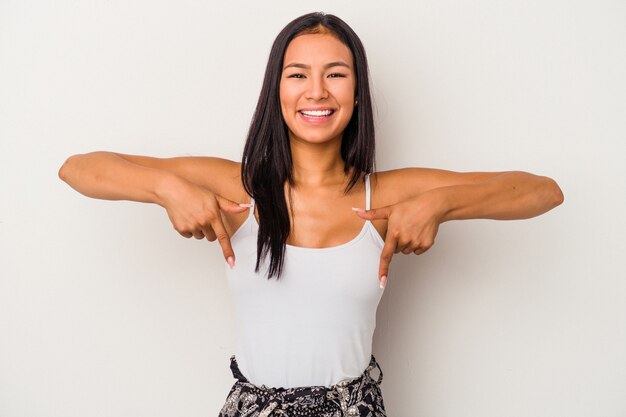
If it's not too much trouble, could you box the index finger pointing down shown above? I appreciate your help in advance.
[378,233,397,288]
[208,218,236,269]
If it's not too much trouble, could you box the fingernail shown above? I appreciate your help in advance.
[352,207,365,213]
[380,275,387,289]
[227,256,235,269]
[238,203,252,207]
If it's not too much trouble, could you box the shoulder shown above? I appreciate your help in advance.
[156,156,242,197]
[172,156,250,204]
[368,168,428,207]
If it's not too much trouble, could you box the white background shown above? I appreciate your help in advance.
[1,1,625,416]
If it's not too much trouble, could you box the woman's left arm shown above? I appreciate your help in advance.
[355,169,564,288]
[430,170,564,221]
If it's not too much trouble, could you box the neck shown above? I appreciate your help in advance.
[289,135,349,188]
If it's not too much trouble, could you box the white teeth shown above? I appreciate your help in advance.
[300,109,333,117]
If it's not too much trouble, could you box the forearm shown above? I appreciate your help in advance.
[58,151,175,206]
[432,171,564,222]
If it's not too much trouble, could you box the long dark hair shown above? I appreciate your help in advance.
[240,12,376,280]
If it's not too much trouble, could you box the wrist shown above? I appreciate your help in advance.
[153,172,184,208]
[424,187,454,223]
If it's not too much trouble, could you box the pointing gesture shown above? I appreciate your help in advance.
[159,176,249,269]
[353,193,444,288]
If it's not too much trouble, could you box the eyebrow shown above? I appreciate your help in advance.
[282,61,352,70]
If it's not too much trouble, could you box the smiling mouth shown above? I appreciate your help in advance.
[298,109,335,117]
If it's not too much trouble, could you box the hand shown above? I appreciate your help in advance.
[353,192,445,288]
[159,176,249,268]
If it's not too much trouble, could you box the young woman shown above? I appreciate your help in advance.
[58,12,563,417]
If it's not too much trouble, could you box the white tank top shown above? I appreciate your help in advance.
[225,173,385,388]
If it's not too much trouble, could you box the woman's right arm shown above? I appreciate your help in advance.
[58,151,176,204]
[58,151,247,267]
[58,151,240,204]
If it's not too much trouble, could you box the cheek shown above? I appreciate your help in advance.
[279,92,289,119]
[278,88,294,129]
[279,85,296,112]
[337,90,355,109]
[333,81,356,104]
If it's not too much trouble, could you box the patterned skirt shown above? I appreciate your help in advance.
[218,354,387,417]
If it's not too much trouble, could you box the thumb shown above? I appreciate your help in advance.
[352,205,391,220]
[216,194,250,213]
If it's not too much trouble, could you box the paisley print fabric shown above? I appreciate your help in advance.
[218,354,387,417]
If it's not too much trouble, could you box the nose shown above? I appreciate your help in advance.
[305,75,329,101]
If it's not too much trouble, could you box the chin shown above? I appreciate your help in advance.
[293,132,340,144]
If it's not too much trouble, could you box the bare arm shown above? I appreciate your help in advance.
[58,151,247,267]
[58,152,173,205]
[378,168,564,221]
[361,169,564,287]
[57,152,240,204]
[432,171,564,221]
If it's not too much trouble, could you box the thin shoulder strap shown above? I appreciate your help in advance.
[248,196,255,219]
[365,173,372,210]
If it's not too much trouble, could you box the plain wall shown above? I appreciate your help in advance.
[1,0,625,416]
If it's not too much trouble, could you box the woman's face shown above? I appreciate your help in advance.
[279,33,356,145]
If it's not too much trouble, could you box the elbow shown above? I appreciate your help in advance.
[58,159,69,181]
[58,154,81,183]
[553,182,564,207]
[544,176,564,209]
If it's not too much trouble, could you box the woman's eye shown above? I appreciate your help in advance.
[285,73,346,79]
